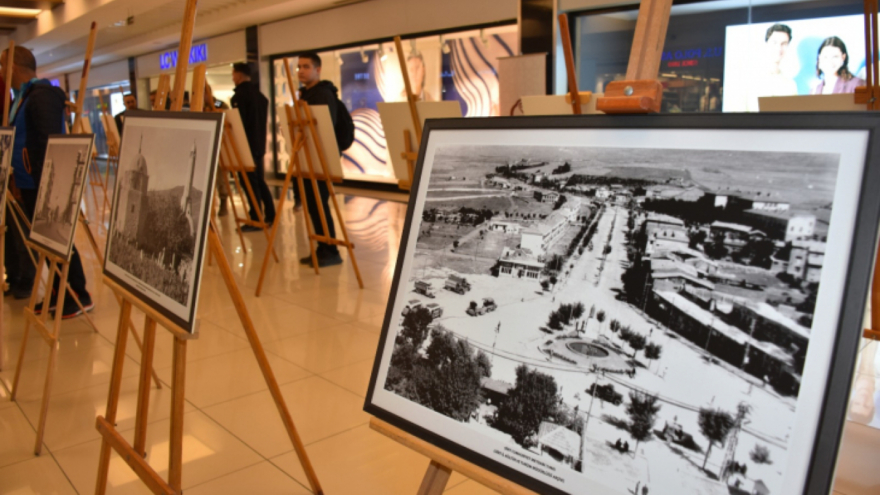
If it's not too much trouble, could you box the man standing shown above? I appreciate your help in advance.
[114,92,138,135]
[296,53,342,267]
[230,62,275,231]
[1,46,93,318]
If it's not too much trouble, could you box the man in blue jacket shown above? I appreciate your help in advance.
[1,46,93,318]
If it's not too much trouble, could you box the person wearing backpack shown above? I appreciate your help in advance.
[296,52,355,267]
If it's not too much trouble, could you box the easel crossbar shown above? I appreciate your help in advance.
[95,416,176,495]
[23,308,55,345]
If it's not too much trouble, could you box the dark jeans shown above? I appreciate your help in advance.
[5,204,33,288]
[20,188,89,299]
[242,169,276,225]
[303,181,338,255]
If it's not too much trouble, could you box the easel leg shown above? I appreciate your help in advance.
[168,336,186,492]
[133,316,158,456]
[296,176,320,275]
[417,461,452,495]
[34,261,71,455]
[324,183,364,288]
[0,227,5,370]
[208,224,324,494]
[255,171,294,297]
[95,299,133,495]
[10,253,47,400]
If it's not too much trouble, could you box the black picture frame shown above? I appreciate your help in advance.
[102,110,224,334]
[364,112,880,495]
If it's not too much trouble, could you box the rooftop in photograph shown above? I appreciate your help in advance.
[710,221,763,235]
[743,209,817,221]
[646,212,686,226]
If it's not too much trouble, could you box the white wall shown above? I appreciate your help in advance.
[259,0,517,56]
[66,58,129,90]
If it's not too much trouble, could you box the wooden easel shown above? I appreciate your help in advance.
[217,116,279,258]
[10,241,81,455]
[0,38,14,370]
[96,91,120,227]
[370,5,675,494]
[253,57,363,296]
[394,36,422,191]
[93,3,323,493]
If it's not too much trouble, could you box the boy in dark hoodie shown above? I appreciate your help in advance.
[296,52,342,267]
[2,46,94,318]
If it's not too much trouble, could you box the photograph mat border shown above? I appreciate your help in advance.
[101,110,224,334]
[0,127,16,224]
[364,114,880,495]
[27,134,95,262]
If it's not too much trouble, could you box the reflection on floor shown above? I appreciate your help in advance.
[0,189,875,494]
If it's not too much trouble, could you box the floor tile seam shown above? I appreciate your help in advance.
[178,458,267,493]
[150,343,258,375]
[256,319,353,345]
[262,455,319,495]
[311,373,371,403]
[186,370,314,410]
[41,444,83,495]
[316,357,378,384]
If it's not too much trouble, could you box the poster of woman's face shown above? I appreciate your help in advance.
[723,14,867,112]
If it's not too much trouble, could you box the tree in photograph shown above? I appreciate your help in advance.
[627,332,647,359]
[491,364,561,448]
[644,342,662,370]
[698,408,735,471]
[553,195,567,210]
[625,391,660,455]
[421,329,491,421]
[745,237,775,268]
[609,319,621,333]
[688,229,707,250]
[549,275,558,286]
[540,280,550,291]
[705,231,728,260]
[469,301,478,312]
[749,444,773,465]
[547,311,563,330]
[453,240,460,249]
[399,306,433,348]
[572,302,586,319]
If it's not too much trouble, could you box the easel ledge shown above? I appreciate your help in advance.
[369,418,539,495]
[102,276,198,340]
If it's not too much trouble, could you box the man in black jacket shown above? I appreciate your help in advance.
[296,53,341,267]
[1,46,93,318]
[230,62,275,231]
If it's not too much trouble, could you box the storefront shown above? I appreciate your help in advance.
[260,0,518,185]
[567,0,865,113]
[135,30,246,110]
[268,23,518,186]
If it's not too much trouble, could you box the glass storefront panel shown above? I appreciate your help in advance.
[76,82,131,157]
[271,24,518,183]
[573,0,865,113]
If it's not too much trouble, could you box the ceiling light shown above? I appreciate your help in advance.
[336,51,343,66]
[360,47,368,64]
[0,7,42,17]
[480,29,489,47]
[440,35,451,55]
[378,44,386,62]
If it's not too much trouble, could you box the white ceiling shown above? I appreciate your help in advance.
[6,0,368,76]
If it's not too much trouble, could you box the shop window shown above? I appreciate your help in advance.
[572,0,864,113]
[271,24,517,184]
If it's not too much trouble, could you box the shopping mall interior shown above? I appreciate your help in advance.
[0,0,879,494]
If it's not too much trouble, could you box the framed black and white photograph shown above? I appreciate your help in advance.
[29,134,93,260]
[103,111,223,334]
[365,114,880,495]
[0,126,15,222]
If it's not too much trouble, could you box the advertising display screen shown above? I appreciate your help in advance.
[723,15,866,112]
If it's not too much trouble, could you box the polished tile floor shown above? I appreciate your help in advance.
[0,190,876,494]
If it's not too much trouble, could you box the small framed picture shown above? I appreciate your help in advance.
[29,134,94,260]
[103,111,224,334]
[365,113,880,495]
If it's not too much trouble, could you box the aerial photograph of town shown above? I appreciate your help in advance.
[382,143,840,495]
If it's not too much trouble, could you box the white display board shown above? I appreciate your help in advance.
[377,101,462,182]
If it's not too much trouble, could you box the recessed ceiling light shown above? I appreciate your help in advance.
[0,7,42,18]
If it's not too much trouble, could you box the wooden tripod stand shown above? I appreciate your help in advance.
[93,3,323,492]
[254,57,363,296]
[217,117,279,259]
[0,38,14,371]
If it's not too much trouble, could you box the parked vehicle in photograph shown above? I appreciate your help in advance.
[414,280,436,298]
[425,303,444,318]
[445,275,472,294]
[401,299,423,316]
[466,298,497,316]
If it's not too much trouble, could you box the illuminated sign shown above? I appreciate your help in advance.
[159,43,208,70]
[661,47,722,62]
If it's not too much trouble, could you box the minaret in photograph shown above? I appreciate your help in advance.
[180,140,197,235]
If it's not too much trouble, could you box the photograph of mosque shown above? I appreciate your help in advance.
[104,113,223,332]
[30,136,93,260]
[0,127,15,221]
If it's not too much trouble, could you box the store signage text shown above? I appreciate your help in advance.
[159,43,208,70]
[661,46,723,62]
